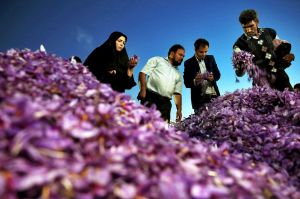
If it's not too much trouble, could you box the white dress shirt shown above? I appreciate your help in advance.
[141,56,182,99]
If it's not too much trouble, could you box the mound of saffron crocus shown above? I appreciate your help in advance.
[0,49,299,199]
[177,86,300,188]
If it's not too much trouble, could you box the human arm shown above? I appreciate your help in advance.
[174,93,182,122]
[108,55,138,90]
[280,51,295,69]
[120,74,136,90]
[270,29,294,68]
[127,55,139,77]
[84,47,119,81]
[282,53,295,63]
[84,47,107,80]
[274,40,295,68]
[207,56,221,82]
[138,72,147,99]
[138,57,158,99]
[174,73,182,122]
[118,55,138,90]
[184,59,200,87]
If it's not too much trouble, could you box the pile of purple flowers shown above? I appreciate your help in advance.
[0,49,299,198]
[177,86,300,188]
[232,50,272,86]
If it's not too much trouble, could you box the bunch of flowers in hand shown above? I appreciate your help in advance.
[232,50,271,87]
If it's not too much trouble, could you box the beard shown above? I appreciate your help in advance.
[173,59,182,66]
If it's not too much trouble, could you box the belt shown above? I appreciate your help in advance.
[147,89,171,101]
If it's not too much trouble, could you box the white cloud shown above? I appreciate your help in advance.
[75,27,94,50]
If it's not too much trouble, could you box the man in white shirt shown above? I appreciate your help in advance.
[138,44,185,122]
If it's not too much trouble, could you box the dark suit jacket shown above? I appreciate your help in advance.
[184,55,221,109]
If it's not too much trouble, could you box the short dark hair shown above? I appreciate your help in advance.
[168,44,184,56]
[69,56,82,63]
[294,83,300,90]
[239,9,258,24]
[194,38,209,50]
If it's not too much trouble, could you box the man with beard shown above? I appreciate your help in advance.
[138,44,185,122]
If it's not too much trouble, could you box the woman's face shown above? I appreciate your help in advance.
[115,36,126,51]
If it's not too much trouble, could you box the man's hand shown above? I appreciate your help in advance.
[282,53,295,63]
[176,110,182,122]
[235,62,246,77]
[174,93,182,122]
[138,89,146,100]
[207,72,214,81]
[194,72,203,85]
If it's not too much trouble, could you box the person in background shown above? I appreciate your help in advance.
[294,83,300,93]
[138,44,185,123]
[233,9,294,91]
[69,56,82,64]
[184,38,221,114]
[84,31,138,92]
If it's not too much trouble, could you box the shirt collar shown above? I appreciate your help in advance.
[195,55,204,62]
[164,57,177,68]
[245,28,264,40]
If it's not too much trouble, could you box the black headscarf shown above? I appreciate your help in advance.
[84,31,136,92]
[100,31,128,62]
[103,31,129,71]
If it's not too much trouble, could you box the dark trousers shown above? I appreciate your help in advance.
[194,94,217,114]
[272,69,293,91]
[141,90,172,122]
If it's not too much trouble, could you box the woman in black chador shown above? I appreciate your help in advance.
[84,31,138,92]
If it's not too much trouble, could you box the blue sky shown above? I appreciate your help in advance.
[1,0,300,121]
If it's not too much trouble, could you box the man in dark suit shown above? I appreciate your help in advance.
[184,38,221,114]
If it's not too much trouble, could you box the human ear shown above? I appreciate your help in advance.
[169,51,175,59]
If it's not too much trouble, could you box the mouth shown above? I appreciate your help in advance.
[246,32,255,36]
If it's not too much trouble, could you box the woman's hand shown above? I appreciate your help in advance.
[127,55,139,77]
[128,55,139,69]
[108,70,117,75]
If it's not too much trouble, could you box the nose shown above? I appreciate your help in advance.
[245,27,252,33]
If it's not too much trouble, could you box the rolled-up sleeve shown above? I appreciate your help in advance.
[141,57,158,76]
